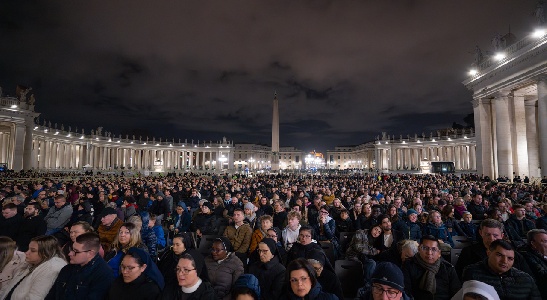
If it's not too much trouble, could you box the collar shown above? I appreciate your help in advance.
[181,278,202,293]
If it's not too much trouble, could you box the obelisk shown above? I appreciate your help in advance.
[271,92,280,171]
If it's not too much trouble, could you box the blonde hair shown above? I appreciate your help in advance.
[30,235,65,266]
[0,237,17,272]
[127,215,143,231]
[112,223,142,251]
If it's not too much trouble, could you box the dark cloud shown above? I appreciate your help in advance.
[0,0,540,153]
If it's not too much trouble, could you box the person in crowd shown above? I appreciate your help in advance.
[104,222,147,277]
[46,232,114,300]
[223,208,252,266]
[273,200,288,229]
[98,207,124,252]
[0,235,67,300]
[285,258,338,300]
[0,237,27,291]
[497,200,511,222]
[150,213,166,250]
[455,218,532,279]
[441,205,463,236]
[336,208,355,234]
[231,274,261,300]
[265,227,287,264]
[403,209,422,241]
[286,226,324,263]
[106,247,163,300]
[374,214,404,253]
[311,205,342,258]
[282,211,302,252]
[360,204,382,230]
[43,195,73,235]
[451,280,500,300]
[376,239,419,269]
[62,221,102,258]
[139,212,158,260]
[243,202,257,229]
[192,201,218,238]
[248,238,286,300]
[0,203,23,240]
[458,211,478,241]
[467,194,488,221]
[423,210,454,249]
[150,193,170,225]
[158,232,208,288]
[16,202,47,252]
[120,196,138,222]
[402,235,461,300]
[520,229,547,299]
[162,253,216,299]
[249,214,273,254]
[453,197,467,220]
[68,198,93,227]
[204,237,244,300]
[307,249,343,300]
[212,196,226,218]
[505,204,536,239]
[462,239,541,300]
[356,261,412,300]
[169,202,191,234]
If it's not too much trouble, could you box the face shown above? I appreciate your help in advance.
[372,283,403,300]
[24,205,38,218]
[474,196,482,205]
[258,243,274,263]
[363,204,371,214]
[201,205,210,214]
[419,239,441,264]
[120,255,146,283]
[430,212,442,225]
[70,224,87,242]
[401,247,415,262]
[172,237,186,255]
[487,246,514,274]
[118,226,131,245]
[408,213,417,223]
[514,207,526,218]
[177,258,199,288]
[290,269,312,297]
[371,207,381,218]
[267,229,278,242]
[480,227,503,248]
[463,214,473,222]
[211,241,228,261]
[233,211,245,223]
[531,233,547,256]
[261,219,272,231]
[2,208,17,219]
[371,226,382,238]
[288,217,300,229]
[310,261,323,277]
[101,214,116,226]
[25,241,43,266]
[380,218,391,231]
[498,202,507,212]
[69,241,93,265]
[54,198,66,208]
[299,230,313,245]
[176,207,184,215]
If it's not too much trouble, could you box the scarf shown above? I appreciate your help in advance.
[415,254,441,295]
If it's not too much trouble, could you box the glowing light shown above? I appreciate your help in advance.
[469,69,478,76]
[532,29,546,38]
[10,105,17,108]
[493,53,505,61]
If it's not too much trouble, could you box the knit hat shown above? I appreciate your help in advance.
[452,280,500,300]
[407,209,418,216]
[98,207,117,218]
[371,262,404,292]
[259,238,277,255]
[203,201,214,211]
[244,202,255,210]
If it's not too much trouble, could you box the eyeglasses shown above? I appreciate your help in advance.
[257,249,270,254]
[372,285,401,299]
[69,247,92,255]
[176,268,196,274]
[267,234,277,238]
[419,245,440,253]
[210,248,226,253]
[290,276,310,284]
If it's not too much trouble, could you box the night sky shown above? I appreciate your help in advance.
[0,1,541,153]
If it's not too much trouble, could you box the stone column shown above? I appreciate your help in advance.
[525,99,540,177]
[473,98,495,177]
[537,76,547,177]
[11,124,25,171]
[22,124,33,170]
[512,93,529,177]
[495,91,514,178]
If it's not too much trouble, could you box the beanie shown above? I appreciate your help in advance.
[371,262,404,292]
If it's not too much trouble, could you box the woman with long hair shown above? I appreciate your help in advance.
[0,235,67,300]
[357,203,372,230]
[0,237,28,291]
[104,222,147,277]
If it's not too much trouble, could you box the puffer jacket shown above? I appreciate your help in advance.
[462,260,541,300]
[140,212,158,259]
[205,252,244,300]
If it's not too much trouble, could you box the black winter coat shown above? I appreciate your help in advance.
[16,215,47,251]
[520,245,547,299]
[248,258,286,300]
[402,256,461,300]
[107,274,161,300]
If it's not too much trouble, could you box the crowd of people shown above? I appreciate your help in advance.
[0,171,546,300]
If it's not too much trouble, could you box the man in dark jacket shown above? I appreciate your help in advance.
[16,202,47,251]
[520,229,547,299]
[356,261,412,300]
[402,235,461,300]
[462,239,541,300]
[467,194,487,220]
[46,232,114,300]
[505,204,536,239]
[455,218,532,279]
[0,202,23,240]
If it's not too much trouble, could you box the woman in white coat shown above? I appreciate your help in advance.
[0,237,28,291]
[0,235,67,300]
